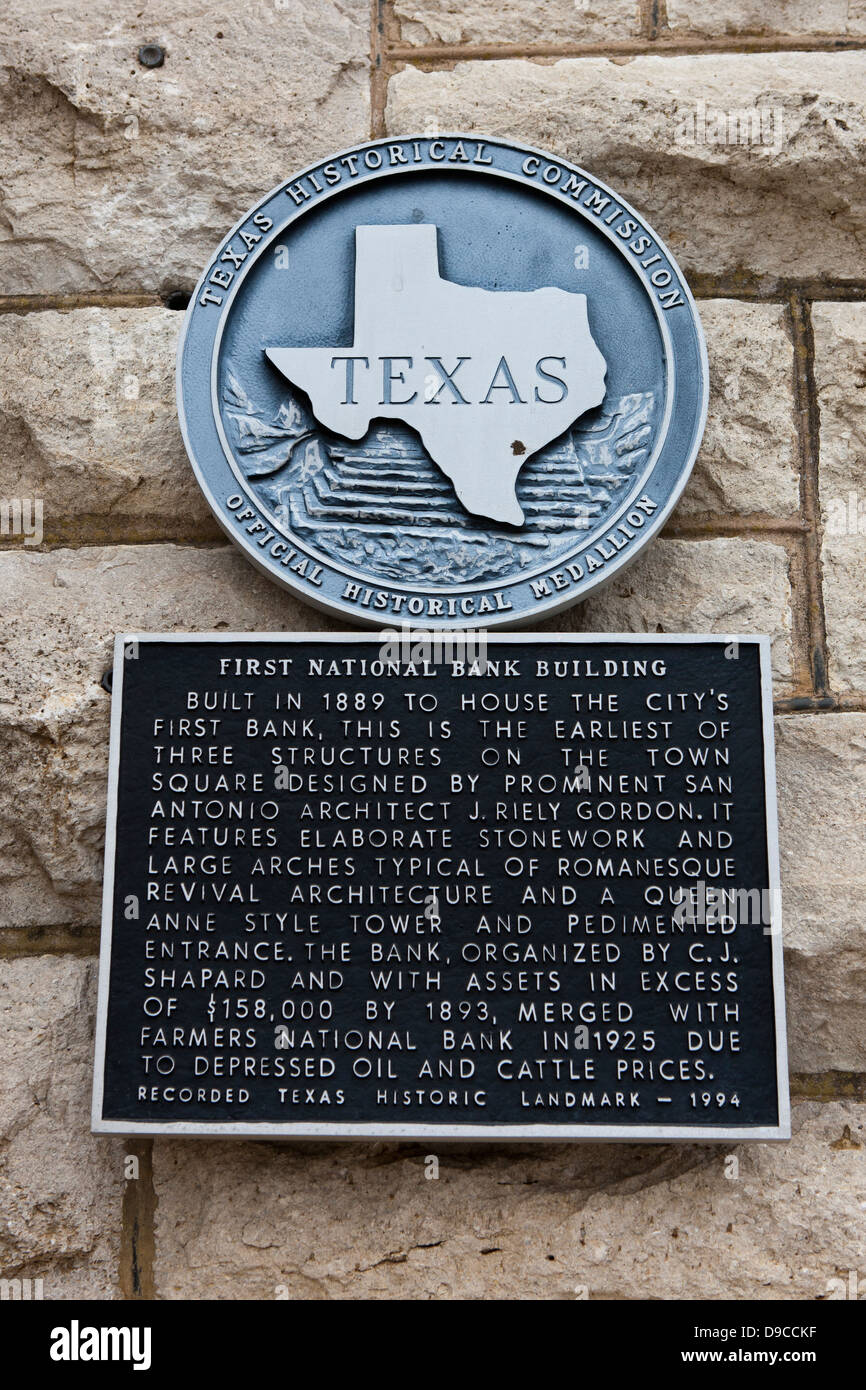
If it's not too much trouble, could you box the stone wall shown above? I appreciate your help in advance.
[0,0,864,1300]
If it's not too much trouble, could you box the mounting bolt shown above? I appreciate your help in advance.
[100,669,113,694]
[137,43,165,68]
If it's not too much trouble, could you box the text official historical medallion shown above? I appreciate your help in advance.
[177,136,709,627]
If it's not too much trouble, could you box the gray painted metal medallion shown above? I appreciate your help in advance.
[177,136,709,628]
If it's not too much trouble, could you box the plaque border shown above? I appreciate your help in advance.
[92,633,790,1142]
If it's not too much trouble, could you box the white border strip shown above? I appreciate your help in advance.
[92,632,789,1142]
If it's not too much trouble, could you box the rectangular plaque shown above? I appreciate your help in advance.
[92,633,789,1140]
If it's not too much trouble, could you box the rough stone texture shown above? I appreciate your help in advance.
[776,714,866,1072]
[0,307,216,542]
[677,300,799,519]
[562,536,795,696]
[0,543,339,931]
[0,956,124,1298]
[0,300,797,542]
[813,302,866,693]
[386,53,866,285]
[392,0,866,46]
[153,1101,865,1299]
[0,0,370,294]
[666,1,866,38]
[392,0,640,47]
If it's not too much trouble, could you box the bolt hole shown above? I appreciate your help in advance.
[163,290,191,311]
[138,43,165,68]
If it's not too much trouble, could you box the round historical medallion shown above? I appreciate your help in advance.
[178,135,708,629]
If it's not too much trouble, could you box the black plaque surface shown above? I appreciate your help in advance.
[92,634,788,1140]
